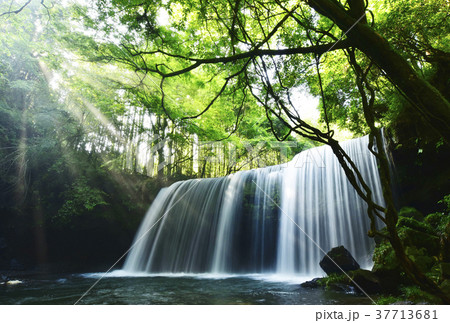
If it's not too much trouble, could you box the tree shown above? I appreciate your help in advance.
[72,0,449,302]
[0,3,162,268]
[3,0,448,302]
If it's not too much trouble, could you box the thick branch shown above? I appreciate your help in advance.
[132,40,351,77]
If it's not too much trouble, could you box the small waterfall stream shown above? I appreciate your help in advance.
[123,135,384,276]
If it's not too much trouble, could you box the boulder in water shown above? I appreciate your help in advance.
[319,246,360,275]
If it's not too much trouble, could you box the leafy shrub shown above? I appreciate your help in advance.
[57,176,109,222]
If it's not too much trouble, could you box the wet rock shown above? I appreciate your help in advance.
[327,283,356,294]
[319,246,360,275]
[300,277,322,289]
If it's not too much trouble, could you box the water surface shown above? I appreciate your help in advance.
[0,272,371,305]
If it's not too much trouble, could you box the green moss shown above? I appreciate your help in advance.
[398,206,424,221]
[318,273,350,289]
[373,240,401,272]
[375,287,441,304]
[404,246,436,272]
[397,216,434,235]
[424,212,443,228]
[398,227,440,255]
[425,212,450,234]
[372,197,450,303]
[400,286,440,304]
[375,295,401,305]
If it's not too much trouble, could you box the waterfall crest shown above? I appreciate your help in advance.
[123,136,384,276]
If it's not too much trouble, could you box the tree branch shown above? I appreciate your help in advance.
[128,40,351,78]
[0,0,33,17]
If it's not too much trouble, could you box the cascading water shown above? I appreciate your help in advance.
[123,135,384,276]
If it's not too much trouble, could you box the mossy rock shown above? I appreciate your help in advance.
[300,277,322,289]
[399,227,440,255]
[404,246,437,272]
[397,216,435,235]
[319,270,383,294]
[372,242,427,290]
[319,273,354,293]
[319,273,350,287]
[349,269,382,294]
[398,207,424,221]
[424,212,443,229]
[374,268,412,292]
[319,246,360,275]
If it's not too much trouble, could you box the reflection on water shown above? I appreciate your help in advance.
[0,273,371,305]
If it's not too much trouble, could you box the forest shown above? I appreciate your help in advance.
[0,0,449,305]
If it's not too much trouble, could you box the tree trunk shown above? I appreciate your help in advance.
[307,0,450,141]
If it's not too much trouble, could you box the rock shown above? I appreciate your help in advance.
[398,217,435,236]
[319,246,360,275]
[300,277,322,289]
[319,269,382,295]
[373,268,411,292]
[327,283,356,294]
[349,269,382,294]
[402,228,440,257]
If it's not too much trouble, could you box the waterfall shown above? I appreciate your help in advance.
[123,135,384,276]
